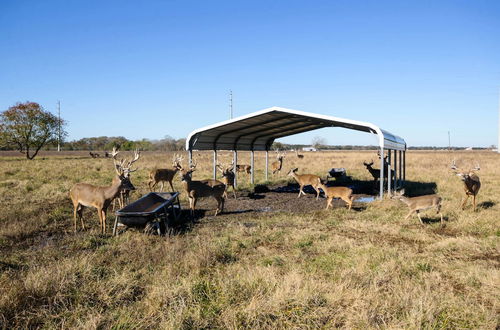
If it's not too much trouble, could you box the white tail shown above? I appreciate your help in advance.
[70,147,140,234]
[287,168,322,199]
[391,189,443,224]
[180,161,226,217]
[450,160,481,211]
[148,154,184,192]
[317,179,353,210]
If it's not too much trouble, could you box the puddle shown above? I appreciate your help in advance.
[355,196,377,203]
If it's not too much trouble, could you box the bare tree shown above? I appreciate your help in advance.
[0,102,67,159]
[311,136,326,150]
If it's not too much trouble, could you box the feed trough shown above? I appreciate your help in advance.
[328,168,346,179]
[113,192,181,236]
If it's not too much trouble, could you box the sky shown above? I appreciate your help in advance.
[1,0,499,147]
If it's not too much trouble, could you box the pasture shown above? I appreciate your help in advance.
[0,150,498,328]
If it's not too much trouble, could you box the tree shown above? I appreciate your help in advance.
[0,101,67,159]
[311,136,327,150]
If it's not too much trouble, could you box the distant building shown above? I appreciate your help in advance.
[302,147,317,152]
[465,147,473,151]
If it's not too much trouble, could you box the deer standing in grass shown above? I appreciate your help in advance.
[287,168,322,199]
[295,149,304,159]
[451,161,481,211]
[113,149,141,210]
[217,161,237,199]
[235,164,252,174]
[317,178,354,210]
[391,189,443,224]
[148,154,184,192]
[70,147,138,234]
[180,161,226,217]
[271,151,285,175]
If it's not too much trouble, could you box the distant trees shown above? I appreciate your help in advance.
[311,136,327,150]
[0,101,66,159]
[63,135,186,151]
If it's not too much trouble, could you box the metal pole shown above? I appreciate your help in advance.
[265,150,269,181]
[393,150,397,190]
[403,150,406,184]
[233,150,238,188]
[379,148,385,199]
[250,151,254,185]
[213,150,217,180]
[387,150,392,195]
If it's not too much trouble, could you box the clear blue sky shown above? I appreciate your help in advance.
[1,0,499,147]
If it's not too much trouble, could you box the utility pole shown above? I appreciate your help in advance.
[448,131,451,151]
[498,88,500,153]
[57,100,61,152]
[229,90,233,119]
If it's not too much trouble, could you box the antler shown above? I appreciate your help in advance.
[125,149,141,173]
[111,147,124,176]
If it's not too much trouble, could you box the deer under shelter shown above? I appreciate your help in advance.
[185,106,407,198]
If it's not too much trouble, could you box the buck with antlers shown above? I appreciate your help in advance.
[317,179,354,210]
[70,147,140,234]
[391,189,443,224]
[451,160,481,211]
[180,161,226,217]
[271,151,286,175]
[217,161,237,199]
[148,154,184,192]
[287,168,322,199]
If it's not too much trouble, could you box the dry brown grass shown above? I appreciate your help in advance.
[0,150,499,329]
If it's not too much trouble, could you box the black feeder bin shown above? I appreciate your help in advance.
[113,192,181,236]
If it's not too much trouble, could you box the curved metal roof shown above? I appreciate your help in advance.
[186,106,406,151]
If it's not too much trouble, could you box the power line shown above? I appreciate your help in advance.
[229,90,233,119]
[57,100,61,152]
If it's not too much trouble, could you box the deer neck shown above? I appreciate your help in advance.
[104,176,123,200]
[396,196,411,206]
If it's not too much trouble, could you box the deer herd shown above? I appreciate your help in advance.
[70,149,483,234]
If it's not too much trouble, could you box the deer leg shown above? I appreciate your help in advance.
[73,203,79,232]
[416,211,424,224]
[232,185,237,199]
[101,209,107,234]
[78,205,85,230]
[325,197,332,210]
[404,210,414,221]
[160,182,164,192]
[314,187,320,200]
[342,197,353,210]
[169,180,175,192]
[473,194,477,212]
[461,195,469,210]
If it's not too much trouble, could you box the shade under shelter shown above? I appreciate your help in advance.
[186,106,407,198]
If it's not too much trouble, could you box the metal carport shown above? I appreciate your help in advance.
[186,106,406,198]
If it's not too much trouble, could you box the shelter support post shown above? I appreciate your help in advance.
[265,150,269,181]
[213,150,217,180]
[403,150,406,184]
[387,150,392,195]
[393,150,397,190]
[379,148,385,199]
[250,151,255,185]
[398,150,402,188]
[233,150,238,189]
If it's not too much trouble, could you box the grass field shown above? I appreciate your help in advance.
[0,150,498,329]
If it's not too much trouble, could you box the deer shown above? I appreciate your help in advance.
[391,189,443,224]
[287,168,322,199]
[148,154,184,192]
[235,164,252,174]
[271,151,286,175]
[113,149,141,210]
[295,149,304,159]
[316,178,354,210]
[70,147,139,234]
[451,160,481,211]
[89,151,100,158]
[217,161,237,199]
[363,160,394,184]
[180,161,226,218]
